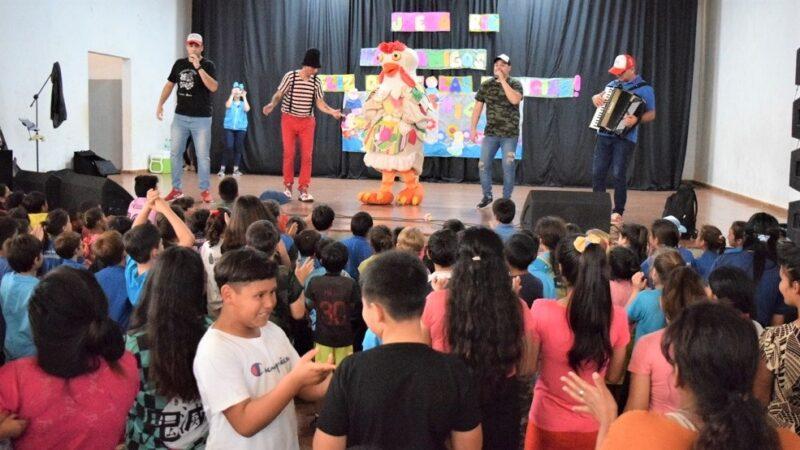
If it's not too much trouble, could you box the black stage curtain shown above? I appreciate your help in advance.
[192,0,696,190]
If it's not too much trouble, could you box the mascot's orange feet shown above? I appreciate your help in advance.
[397,185,424,206]
[358,190,395,205]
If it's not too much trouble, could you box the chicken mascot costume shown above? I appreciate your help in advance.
[356,41,435,206]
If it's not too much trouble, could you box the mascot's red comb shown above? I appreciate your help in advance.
[378,41,407,53]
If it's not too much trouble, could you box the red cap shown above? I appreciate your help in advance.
[608,54,635,76]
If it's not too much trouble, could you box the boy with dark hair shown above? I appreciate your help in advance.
[107,215,133,235]
[442,218,466,234]
[314,251,482,449]
[292,241,360,365]
[491,198,516,242]
[245,220,314,340]
[295,229,322,266]
[311,204,335,234]
[426,229,458,289]
[171,196,196,212]
[93,230,130,329]
[217,176,239,210]
[262,199,297,264]
[1,234,43,359]
[54,231,85,269]
[640,218,693,284]
[504,233,544,308]
[23,191,48,228]
[530,215,567,298]
[124,190,194,306]
[341,211,373,281]
[194,248,335,449]
[129,175,159,223]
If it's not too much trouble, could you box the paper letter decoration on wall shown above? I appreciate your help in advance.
[468,14,500,32]
[318,74,356,92]
[391,12,450,32]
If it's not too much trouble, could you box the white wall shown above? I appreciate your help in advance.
[685,0,800,208]
[0,0,191,172]
[88,52,124,80]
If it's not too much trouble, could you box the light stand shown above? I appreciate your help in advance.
[28,73,51,172]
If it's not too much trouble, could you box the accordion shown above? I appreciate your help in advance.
[589,87,645,136]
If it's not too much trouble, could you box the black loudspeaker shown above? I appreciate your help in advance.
[48,169,133,216]
[13,170,62,209]
[796,47,800,86]
[521,190,612,232]
[791,148,800,192]
[789,200,800,243]
[73,150,120,177]
[793,98,800,139]
[0,150,13,188]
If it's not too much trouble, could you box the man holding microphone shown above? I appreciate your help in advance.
[470,53,523,209]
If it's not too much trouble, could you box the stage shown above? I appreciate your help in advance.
[109,172,787,234]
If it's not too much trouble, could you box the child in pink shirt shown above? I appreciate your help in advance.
[0,266,138,449]
[609,246,639,308]
[525,235,630,450]
[625,266,707,414]
[421,227,535,450]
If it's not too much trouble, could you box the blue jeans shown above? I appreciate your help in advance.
[223,129,245,168]
[479,135,518,199]
[171,114,211,191]
[592,135,635,214]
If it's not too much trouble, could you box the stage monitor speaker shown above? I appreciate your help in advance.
[789,200,800,243]
[73,150,119,177]
[13,170,62,208]
[0,150,13,188]
[48,169,133,216]
[793,98,800,139]
[521,190,612,232]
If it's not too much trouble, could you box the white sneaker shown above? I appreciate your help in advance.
[233,167,242,177]
[217,167,225,177]
[284,186,293,198]
[299,191,314,203]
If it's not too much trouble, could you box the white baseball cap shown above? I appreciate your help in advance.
[186,33,203,45]
[493,54,510,65]
[663,215,687,234]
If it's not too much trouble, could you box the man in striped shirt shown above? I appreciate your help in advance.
[262,48,343,203]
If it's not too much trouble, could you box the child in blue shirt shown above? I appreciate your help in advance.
[640,218,694,283]
[219,82,250,177]
[692,225,725,279]
[39,209,72,275]
[1,234,43,360]
[627,248,685,343]
[124,190,195,306]
[528,216,567,299]
[54,231,85,270]
[724,220,746,253]
[94,230,131,330]
[341,212,374,281]
[491,198,516,242]
[0,216,20,284]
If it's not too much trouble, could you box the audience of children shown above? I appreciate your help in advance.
[0,178,797,450]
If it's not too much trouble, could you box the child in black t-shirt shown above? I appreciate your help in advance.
[314,251,483,450]
[292,241,360,365]
[505,232,544,308]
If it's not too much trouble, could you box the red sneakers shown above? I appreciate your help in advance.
[201,190,213,203]
[164,188,184,201]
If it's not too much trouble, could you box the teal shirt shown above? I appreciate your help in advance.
[1,272,40,360]
[528,252,557,299]
[125,255,148,307]
[626,288,665,343]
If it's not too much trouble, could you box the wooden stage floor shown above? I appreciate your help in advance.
[109,172,787,235]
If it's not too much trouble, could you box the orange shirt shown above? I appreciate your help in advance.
[601,410,800,450]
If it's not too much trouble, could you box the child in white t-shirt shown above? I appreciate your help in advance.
[193,247,335,449]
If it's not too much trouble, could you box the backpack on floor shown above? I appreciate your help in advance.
[662,182,698,239]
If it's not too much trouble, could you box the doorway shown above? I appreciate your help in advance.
[88,52,129,170]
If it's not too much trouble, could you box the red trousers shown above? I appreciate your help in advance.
[281,112,316,189]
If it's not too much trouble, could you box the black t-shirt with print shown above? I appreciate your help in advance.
[317,343,481,450]
[167,58,216,117]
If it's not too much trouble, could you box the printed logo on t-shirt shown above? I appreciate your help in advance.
[158,397,207,446]
[179,69,196,92]
[250,356,291,377]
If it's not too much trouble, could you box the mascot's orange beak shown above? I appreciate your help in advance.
[382,62,400,76]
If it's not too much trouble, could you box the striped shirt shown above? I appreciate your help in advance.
[278,70,323,117]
